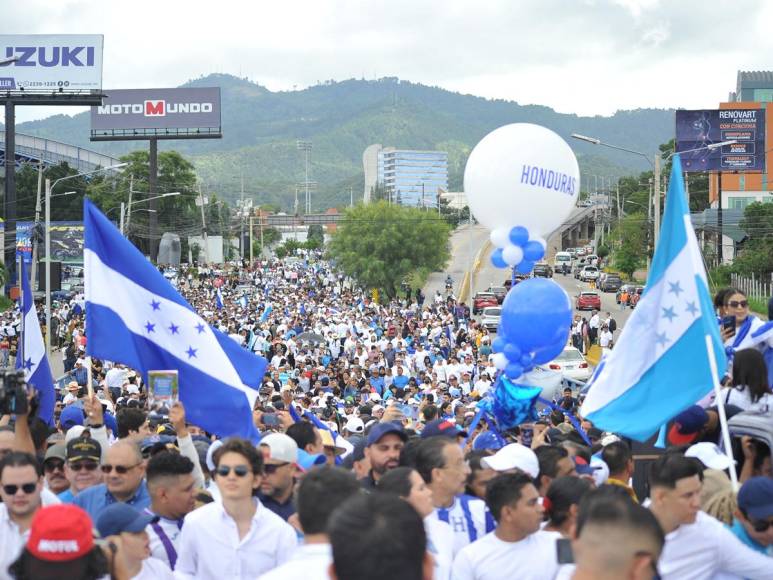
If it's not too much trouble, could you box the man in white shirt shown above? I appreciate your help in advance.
[175,438,297,579]
[648,453,772,579]
[416,436,491,556]
[588,310,600,344]
[144,451,197,570]
[452,472,559,580]
[0,452,45,580]
[259,466,361,580]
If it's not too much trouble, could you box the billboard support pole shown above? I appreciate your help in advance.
[148,138,159,262]
[717,172,723,265]
[44,177,51,360]
[4,102,16,279]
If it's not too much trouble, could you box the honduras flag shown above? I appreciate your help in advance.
[83,199,267,440]
[215,287,224,310]
[581,155,726,441]
[16,260,55,425]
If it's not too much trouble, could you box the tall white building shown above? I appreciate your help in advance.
[375,148,448,207]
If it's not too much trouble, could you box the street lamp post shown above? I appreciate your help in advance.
[123,191,180,235]
[571,134,736,253]
[43,163,127,358]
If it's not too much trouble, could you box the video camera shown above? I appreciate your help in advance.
[0,370,28,416]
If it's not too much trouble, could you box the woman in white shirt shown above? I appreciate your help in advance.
[721,348,773,411]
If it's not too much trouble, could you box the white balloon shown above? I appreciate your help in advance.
[492,352,508,370]
[464,123,580,236]
[490,228,511,248]
[502,244,524,266]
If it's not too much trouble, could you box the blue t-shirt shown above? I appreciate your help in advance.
[728,518,769,554]
[393,375,409,389]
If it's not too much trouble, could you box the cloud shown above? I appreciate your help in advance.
[1,0,769,123]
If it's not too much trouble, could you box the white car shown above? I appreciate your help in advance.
[580,266,599,281]
[540,346,592,381]
[480,306,502,332]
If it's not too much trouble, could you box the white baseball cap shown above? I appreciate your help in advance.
[685,442,734,471]
[345,416,365,434]
[260,433,299,464]
[482,443,540,478]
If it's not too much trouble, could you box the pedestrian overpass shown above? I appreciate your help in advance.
[0,132,121,172]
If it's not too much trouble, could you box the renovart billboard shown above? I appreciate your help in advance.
[676,109,766,172]
[0,35,103,91]
[90,87,222,140]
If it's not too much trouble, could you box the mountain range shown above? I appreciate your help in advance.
[8,74,675,210]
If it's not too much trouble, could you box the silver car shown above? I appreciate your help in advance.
[481,306,502,332]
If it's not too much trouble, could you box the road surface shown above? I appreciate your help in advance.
[424,223,490,301]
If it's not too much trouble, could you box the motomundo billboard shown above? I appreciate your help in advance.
[0,34,103,91]
[90,87,222,140]
[676,109,766,172]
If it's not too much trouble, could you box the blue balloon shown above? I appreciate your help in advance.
[505,362,524,380]
[499,278,572,362]
[516,260,535,274]
[509,226,529,247]
[491,248,508,269]
[503,342,522,362]
[519,353,532,367]
[523,241,545,262]
[492,336,506,353]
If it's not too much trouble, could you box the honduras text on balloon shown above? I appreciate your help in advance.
[520,165,577,196]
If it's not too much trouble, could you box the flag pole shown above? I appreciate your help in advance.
[86,356,94,400]
[704,334,738,491]
[17,257,24,370]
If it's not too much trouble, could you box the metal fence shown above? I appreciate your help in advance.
[730,273,773,303]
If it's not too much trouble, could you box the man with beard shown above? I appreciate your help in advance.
[361,423,407,489]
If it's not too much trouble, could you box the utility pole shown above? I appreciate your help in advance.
[297,140,312,214]
[249,214,254,263]
[125,175,134,235]
[31,160,44,290]
[653,154,661,250]
[350,186,353,208]
[197,184,209,264]
[717,172,723,265]
[239,174,245,260]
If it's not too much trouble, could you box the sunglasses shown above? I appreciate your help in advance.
[264,462,290,475]
[216,465,251,478]
[70,461,99,472]
[751,519,773,533]
[100,463,141,475]
[728,300,748,308]
[44,460,65,472]
[3,483,37,495]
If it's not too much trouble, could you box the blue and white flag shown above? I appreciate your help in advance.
[215,287,224,310]
[83,199,267,440]
[16,260,55,425]
[581,155,726,441]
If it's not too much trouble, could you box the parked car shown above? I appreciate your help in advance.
[480,306,502,332]
[600,274,622,292]
[503,275,529,289]
[539,346,592,381]
[579,266,599,282]
[473,292,498,314]
[533,263,553,278]
[488,286,508,304]
[576,291,601,311]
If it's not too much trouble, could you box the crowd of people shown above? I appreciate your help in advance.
[0,253,771,579]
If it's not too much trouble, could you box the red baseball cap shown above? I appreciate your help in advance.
[27,505,94,562]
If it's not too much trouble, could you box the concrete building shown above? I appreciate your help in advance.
[729,71,773,102]
[377,148,448,207]
[362,144,383,203]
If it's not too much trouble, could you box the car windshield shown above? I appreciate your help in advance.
[580,292,598,297]
[583,267,598,272]
[483,308,501,316]
[476,293,495,299]
[556,349,585,362]
[489,287,505,293]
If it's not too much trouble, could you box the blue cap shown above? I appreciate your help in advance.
[738,477,773,520]
[366,422,408,446]
[472,431,505,451]
[421,419,466,440]
[60,406,84,430]
[96,504,157,538]
[297,449,327,472]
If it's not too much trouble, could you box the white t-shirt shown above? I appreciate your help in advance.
[658,511,773,580]
[425,516,455,580]
[132,557,175,580]
[451,530,560,580]
[257,543,331,580]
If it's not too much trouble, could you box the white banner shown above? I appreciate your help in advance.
[0,34,103,91]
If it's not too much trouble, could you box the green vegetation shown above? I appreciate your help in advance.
[17,74,673,210]
[328,201,450,298]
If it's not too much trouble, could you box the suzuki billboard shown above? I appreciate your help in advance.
[0,34,103,91]
[90,87,222,140]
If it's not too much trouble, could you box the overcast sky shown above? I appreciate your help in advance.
[3,0,770,123]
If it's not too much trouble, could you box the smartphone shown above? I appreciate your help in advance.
[722,315,736,337]
[261,414,280,427]
[556,538,574,564]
